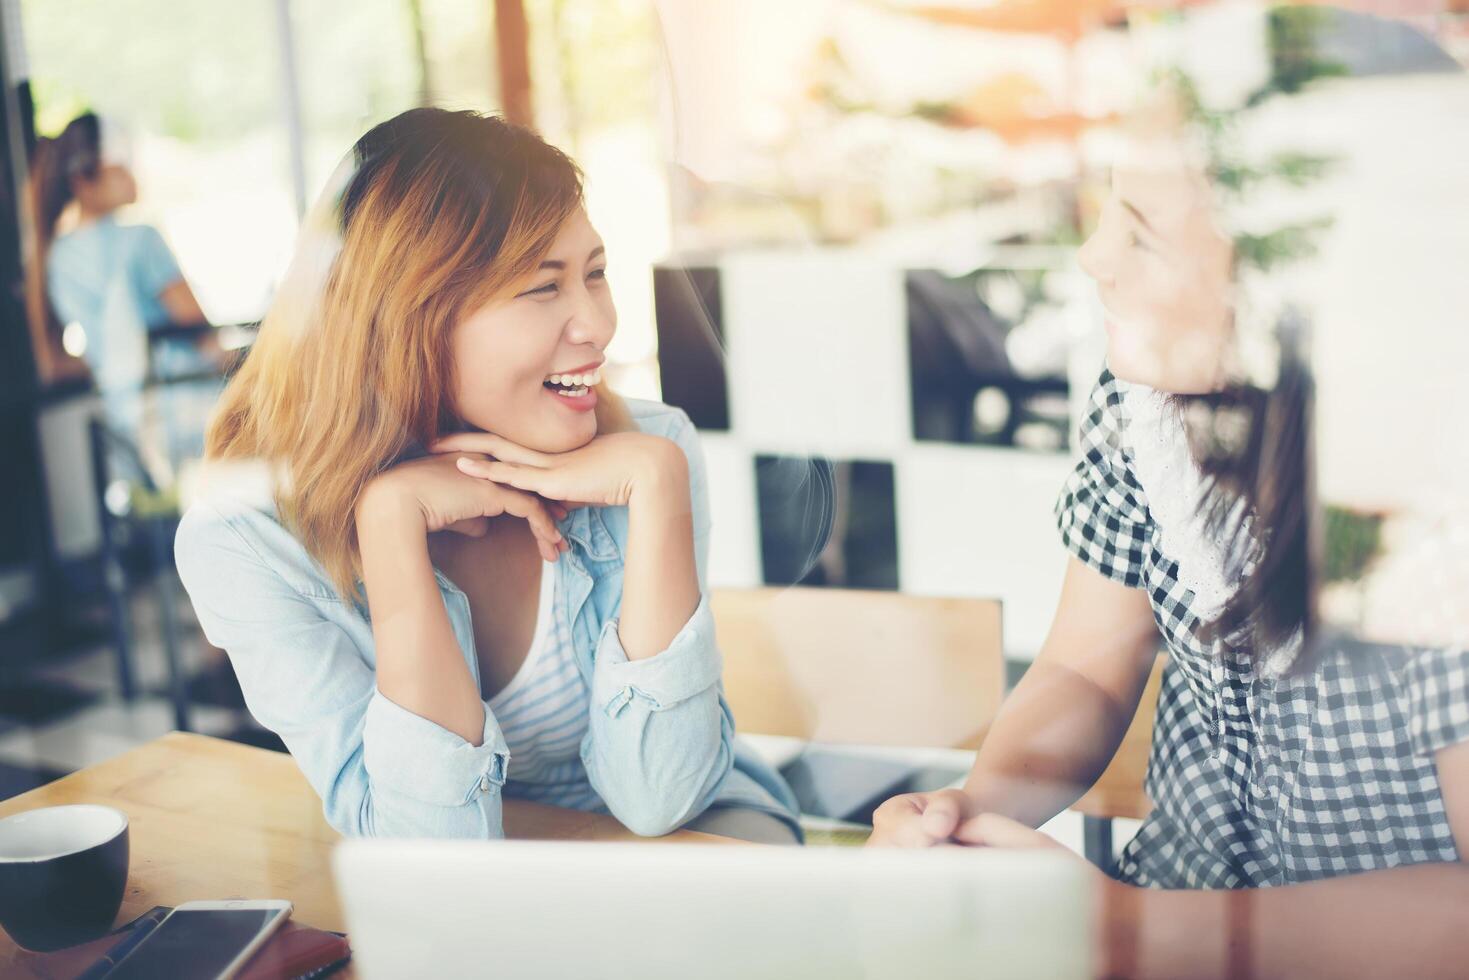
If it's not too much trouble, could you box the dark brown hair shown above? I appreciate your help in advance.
[24,112,101,377]
[1183,316,1317,669]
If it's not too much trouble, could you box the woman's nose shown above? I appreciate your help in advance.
[565,294,615,350]
[1077,228,1112,287]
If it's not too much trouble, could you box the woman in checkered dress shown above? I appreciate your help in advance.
[870,130,1469,976]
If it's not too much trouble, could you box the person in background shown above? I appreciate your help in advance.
[25,111,222,463]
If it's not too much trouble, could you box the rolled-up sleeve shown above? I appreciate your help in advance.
[363,691,509,810]
[591,596,722,715]
[580,410,736,836]
[175,502,508,840]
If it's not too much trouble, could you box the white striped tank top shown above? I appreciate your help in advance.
[487,562,601,811]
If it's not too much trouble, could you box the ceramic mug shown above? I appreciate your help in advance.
[0,804,130,952]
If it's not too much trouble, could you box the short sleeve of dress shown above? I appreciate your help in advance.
[130,225,184,301]
[1404,646,1469,759]
[1054,370,1153,588]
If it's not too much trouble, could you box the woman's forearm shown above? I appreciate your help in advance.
[960,558,1161,829]
[356,488,485,744]
[1104,863,1469,980]
[962,659,1139,827]
[615,444,699,661]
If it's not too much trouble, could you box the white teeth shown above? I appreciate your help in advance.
[554,387,588,398]
[546,368,602,388]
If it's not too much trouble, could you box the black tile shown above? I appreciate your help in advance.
[0,678,99,727]
[1005,656,1031,693]
[0,758,69,802]
[654,265,729,431]
[164,657,246,710]
[755,455,899,590]
[218,724,286,754]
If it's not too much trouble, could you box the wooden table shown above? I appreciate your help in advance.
[0,732,726,978]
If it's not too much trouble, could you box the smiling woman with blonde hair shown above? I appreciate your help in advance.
[176,107,798,843]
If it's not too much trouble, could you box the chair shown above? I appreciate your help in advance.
[87,416,192,731]
[713,586,1006,751]
[714,584,1162,869]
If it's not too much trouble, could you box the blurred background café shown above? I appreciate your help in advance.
[0,0,1466,859]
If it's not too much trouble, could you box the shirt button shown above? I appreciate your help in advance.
[479,775,491,793]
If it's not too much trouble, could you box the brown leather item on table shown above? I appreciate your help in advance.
[6,906,350,980]
[235,921,351,980]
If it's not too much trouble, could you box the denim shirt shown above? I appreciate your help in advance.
[174,398,799,840]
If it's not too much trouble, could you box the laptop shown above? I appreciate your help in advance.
[332,840,1091,979]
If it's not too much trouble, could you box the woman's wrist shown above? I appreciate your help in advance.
[357,475,414,523]
[356,478,427,548]
[626,438,689,512]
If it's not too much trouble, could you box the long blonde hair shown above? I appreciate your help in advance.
[208,108,629,599]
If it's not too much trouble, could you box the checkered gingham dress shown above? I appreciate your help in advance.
[1056,371,1469,888]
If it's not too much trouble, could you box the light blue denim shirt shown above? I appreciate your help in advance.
[174,398,799,840]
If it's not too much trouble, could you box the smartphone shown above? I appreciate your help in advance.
[106,899,293,980]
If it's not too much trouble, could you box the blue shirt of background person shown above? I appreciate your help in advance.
[25,112,221,455]
[48,214,183,342]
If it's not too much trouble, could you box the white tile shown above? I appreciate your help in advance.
[0,697,238,773]
[896,445,1073,657]
[67,698,233,740]
[37,393,105,559]
[700,434,762,589]
[31,646,121,695]
[0,718,146,773]
[1039,809,1086,857]
[37,631,197,698]
[722,250,912,458]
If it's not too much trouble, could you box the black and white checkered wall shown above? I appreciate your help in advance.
[654,251,1106,658]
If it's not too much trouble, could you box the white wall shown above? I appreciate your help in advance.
[697,248,1084,658]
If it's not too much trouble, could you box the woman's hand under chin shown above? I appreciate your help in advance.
[429,430,689,512]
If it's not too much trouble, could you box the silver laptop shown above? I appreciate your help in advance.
[333,840,1091,979]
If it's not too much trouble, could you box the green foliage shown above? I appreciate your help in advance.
[1211,151,1335,195]
[24,0,284,142]
[527,0,659,148]
[1234,216,1335,273]
[1165,6,1350,274]
[1249,6,1350,105]
[1322,505,1384,584]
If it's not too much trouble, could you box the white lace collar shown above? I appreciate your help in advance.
[1119,379,1302,678]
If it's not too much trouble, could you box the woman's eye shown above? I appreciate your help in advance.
[1127,230,1152,252]
[520,281,559,297]
[588,267,607,282]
